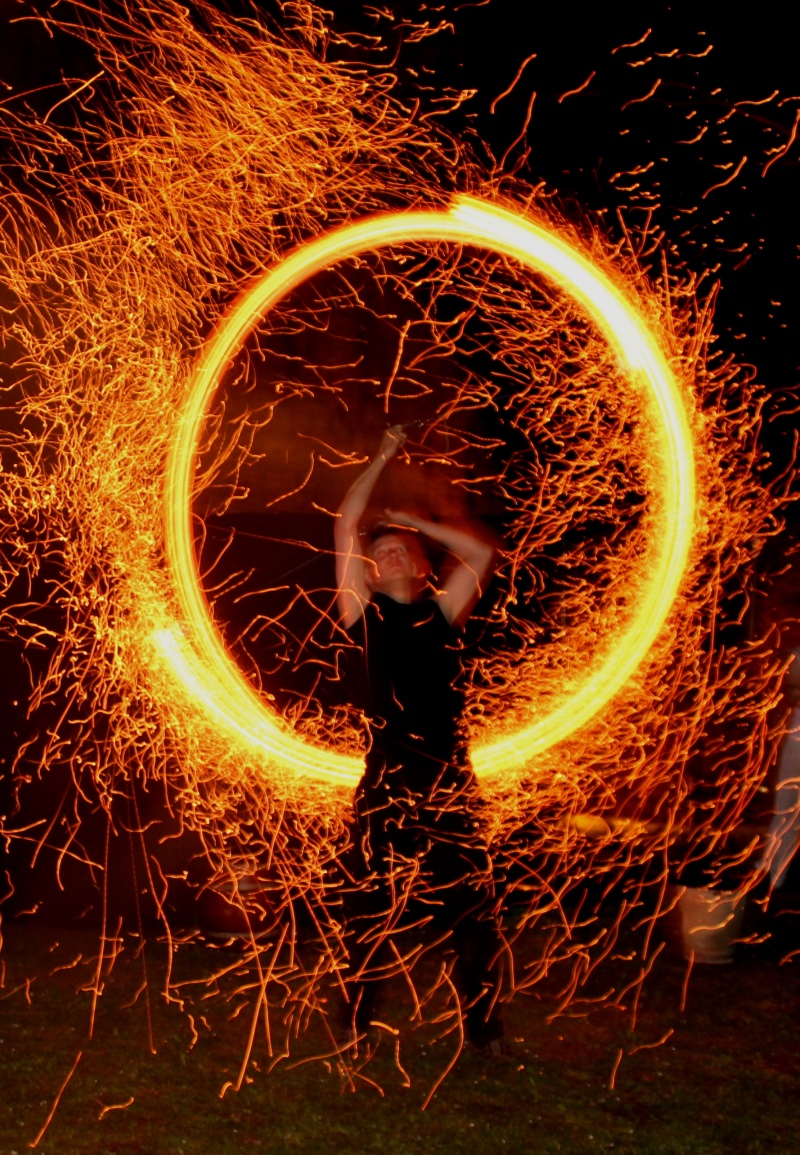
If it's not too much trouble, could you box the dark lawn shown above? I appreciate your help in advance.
[0,901,798,1155]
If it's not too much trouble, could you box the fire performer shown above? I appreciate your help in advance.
[334,424,506,1053]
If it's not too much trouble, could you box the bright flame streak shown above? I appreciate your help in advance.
[162,195,695,784]
[150,626,356,784]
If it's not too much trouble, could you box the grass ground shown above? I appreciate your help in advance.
[0,899,798,1155]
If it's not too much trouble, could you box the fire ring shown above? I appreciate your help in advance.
[158,196,695,786]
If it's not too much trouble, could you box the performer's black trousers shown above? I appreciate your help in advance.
[339,764,504,1047]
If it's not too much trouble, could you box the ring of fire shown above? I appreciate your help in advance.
[157,196,695,786]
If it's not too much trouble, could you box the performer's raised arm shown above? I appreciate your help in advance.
[334,425,407,628]
[383,508,494,625]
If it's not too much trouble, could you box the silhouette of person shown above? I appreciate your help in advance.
[334,424,506,1052]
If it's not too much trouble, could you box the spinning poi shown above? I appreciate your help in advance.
[159,196,695,787]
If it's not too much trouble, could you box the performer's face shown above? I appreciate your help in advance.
[369,534,425,589]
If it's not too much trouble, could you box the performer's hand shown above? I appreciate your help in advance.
[378,424,408,461]
[384,508,419,529]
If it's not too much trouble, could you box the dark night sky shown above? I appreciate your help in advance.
[1,0,796,418]
[356,2,799,418]
[1,1,797,531]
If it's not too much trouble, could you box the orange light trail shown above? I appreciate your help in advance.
[162,195,695,785]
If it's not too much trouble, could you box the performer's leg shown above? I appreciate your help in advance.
[452,895,505,1048]
[424,831,506,1048]
[338,789,398,1037]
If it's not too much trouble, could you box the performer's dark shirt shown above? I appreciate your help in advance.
[346,592,467,790]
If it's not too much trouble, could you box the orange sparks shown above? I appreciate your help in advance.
[0,0,790,1113]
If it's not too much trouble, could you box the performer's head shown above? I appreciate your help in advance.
[366,527,431,601]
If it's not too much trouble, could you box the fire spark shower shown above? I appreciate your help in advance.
[159,195,695,788]
[0,0,787,1110]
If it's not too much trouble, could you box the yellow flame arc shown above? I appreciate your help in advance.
[159,196,695,786]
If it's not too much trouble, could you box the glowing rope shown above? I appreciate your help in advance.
[160,196,695,784]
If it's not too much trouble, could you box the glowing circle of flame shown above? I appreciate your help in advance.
[158,196,695,786]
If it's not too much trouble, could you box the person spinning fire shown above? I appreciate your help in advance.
[334,424,506,1053]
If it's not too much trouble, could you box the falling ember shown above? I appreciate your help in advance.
[0,0,791,1111]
